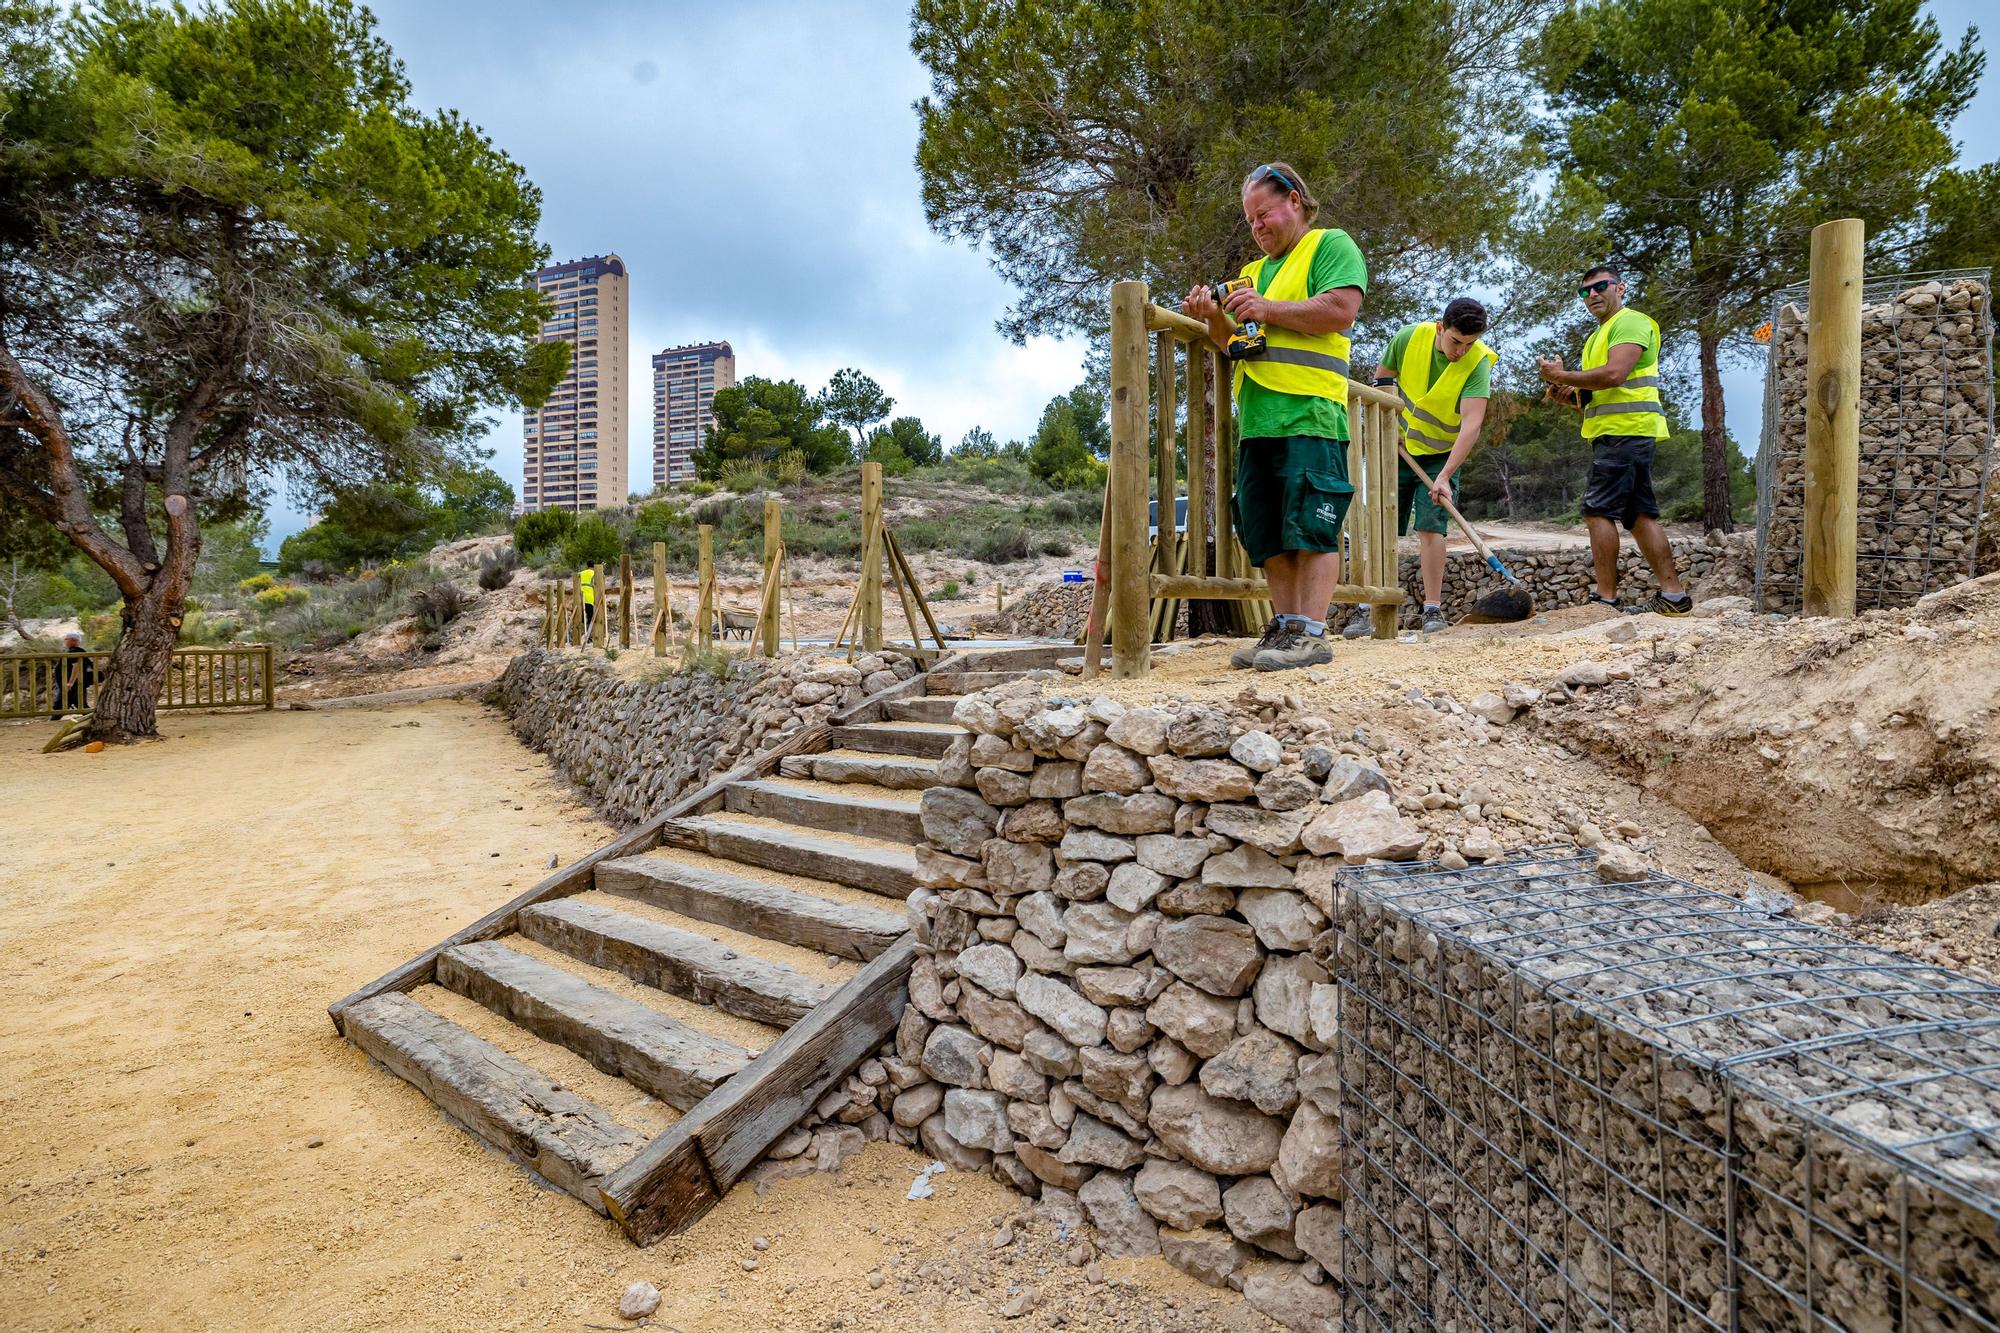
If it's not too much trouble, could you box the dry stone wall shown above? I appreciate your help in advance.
[499,647,918,827]
[1758,273,1995,611]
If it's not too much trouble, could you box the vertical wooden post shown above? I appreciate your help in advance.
[1188,349,1211,578]
[1154,331,1179,584]
[996,582,1004,615]
[590,564,606,647]
[1803,217,1863,618]
[1214,354,1237,583]
[619,554,634,649]
[859,461,884,652]
[759,498,782,658]
[261,644,274,709]
[1369,398,1399,639]
[1108,280,1152,678]
[651,542,669,655]
[695,526,715,651]
[543,584,555,647]
[570,571,585,648]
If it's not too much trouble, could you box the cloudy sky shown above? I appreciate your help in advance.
[267,0,1996,548]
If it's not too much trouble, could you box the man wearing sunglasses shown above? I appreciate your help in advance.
[1184,161,1367,672]
[1536,265,1693,616]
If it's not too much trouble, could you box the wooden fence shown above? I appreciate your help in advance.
[1103,279,1404,678]
[0,643,275,719]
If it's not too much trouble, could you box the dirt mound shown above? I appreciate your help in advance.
[1533,573,2000,906]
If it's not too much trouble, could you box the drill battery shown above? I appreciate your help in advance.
[1207,279,1267,360]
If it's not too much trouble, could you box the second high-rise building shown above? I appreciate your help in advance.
[651,341,736,488]
[522,254,629,513]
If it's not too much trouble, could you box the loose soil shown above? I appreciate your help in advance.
[0,702,1271,1332]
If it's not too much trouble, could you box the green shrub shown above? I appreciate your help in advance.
[720,460,770,493]
[973,521,1032,564]
[940,580,961,599]
[478,548,521,590]
[237,572,276,593]
[513,508,577,558]
[688,480,718,497]
[560,515,624,569]
[253,583,311,609]
[408,581,468,634]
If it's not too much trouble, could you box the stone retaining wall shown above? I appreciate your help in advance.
[498,647,918,827]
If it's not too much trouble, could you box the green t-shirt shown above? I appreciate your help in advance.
[1234,228,1368,443]
[1380,322,1493,400]
[1585,307,1659,366]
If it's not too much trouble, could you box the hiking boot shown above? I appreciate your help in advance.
[1339,606,1374,640]
[1627,591,1694,617]
[1420,604,1448,634]
[1585,592,1620,610]
[1253,627,1332,673]
[1230,616,1285,668]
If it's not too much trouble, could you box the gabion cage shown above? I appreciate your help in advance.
[1754,268,1994,613]
[1331,851,2000,1332]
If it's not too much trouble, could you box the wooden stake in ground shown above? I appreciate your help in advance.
[758,499,782,659]
[590,564,606,648]
[619,554,634,649]
[1804,216,1863,618]
[650,542,670,655]
[858,462,884,653]
[1108,280,1151,678]
[570,570,586,648]
[1080,472,1113,680]
[693,526,716,653]
[884,528,946,656]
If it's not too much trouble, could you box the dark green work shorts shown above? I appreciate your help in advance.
[1232,435,1353,568]
[1397,461,1458,537]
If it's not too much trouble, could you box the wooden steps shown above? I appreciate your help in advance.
[721,776,924,843]
[342,990,648,1210]
[925,667,1053,694]
[332,646,1052,1243]
[885,694,963,724]
[661,813,919,899]
[517,896,836,1029]
[595,851,906,961]
[437,940,753,1109]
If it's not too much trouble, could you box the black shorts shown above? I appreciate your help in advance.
[1580,434,1660,530]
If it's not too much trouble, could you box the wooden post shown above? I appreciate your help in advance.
[619,554,634,649]
[570,570,585,648]
[1369,397,1399,639]
[695,526,715,651]
[859,461,884,652]
[1803,216,1863,618]
[651,542,670,655]
[1155,331,1180,593]
[261,643,274,709]
[588,564,605,648]
[1108,280,1152,678]
[996,582,1004,615]
[1188,349,1211,578]
[759,498,782,658]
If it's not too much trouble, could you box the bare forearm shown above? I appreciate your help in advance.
[1264,288,1360,336]
[1551,364,1629,390]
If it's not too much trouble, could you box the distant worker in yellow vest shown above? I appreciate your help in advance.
[1536,264,1693,615]
[1342,298,1496,639]
[1183,161,1366,673]
[578,565,597,638]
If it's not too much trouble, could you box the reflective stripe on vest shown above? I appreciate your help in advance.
[1395,320,1496,455]
[1580,309,1669,440]
[1230,228,1353,408]
[580,568,596,606]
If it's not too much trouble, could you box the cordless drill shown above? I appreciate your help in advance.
[1205,278,1267,360]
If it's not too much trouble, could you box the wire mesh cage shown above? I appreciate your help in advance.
[1330,850,2000,1331]
[1754,268,1995,613]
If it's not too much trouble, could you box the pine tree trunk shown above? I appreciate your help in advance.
[85,566,192,743]
[1698,328,1734,533]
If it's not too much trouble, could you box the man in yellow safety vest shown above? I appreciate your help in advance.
[1184,161,1367,672]
[1537,264,1693,615]
[579,565,597,638]
[1342,297,1495,638]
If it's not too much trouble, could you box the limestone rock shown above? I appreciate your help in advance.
[620,1280,662,1319]
[1559,659,1610,687]
[1319,758,1391,805]
[1135,1158,1224,1230]
[1272,1102,1342,1199]
[892,1081,944,1128]
[1014,1142,1092,1191]
[1243,1261,1339,1332]
[920,788,1000,858]
[1294,1204,1341,1271]
[1057,828,1138,863]
[1079,1045,1154,1119]
[998,799,1065,844]
[1149,753,1255,803]
[1460,827,1502,862]
[1052,858,1110,902]
[1104,706,1170,756]
[1199,1029,1303,1116]
[957,942,1023,999]
[1016,891,1067,949]
[1147,982,1240,1058]
[1203,843,1292,889]
[1063,792,1178,835]
[1149,1036,1199,1085]
[1062,901,1149,965]
[943,1088,1014,1155]
[1237,888,1326,952]
[1224,1175,1302,1258]
[1229,730,1283,772]
[1159,879,1236,916]
[1254,952,1330,1047]
[1058,1111,1146,1170]
[1254,767,1321,812]
[919,1111,993,1171]
[1204,803,1314,855]
[1078,1170,1161,1257]
[1016,972,1108,1047]
[1136,833,1213,878]
[920,1024,989,1088]
[1154,915,1262,996]
[1105,862,1169,912]
[915,845,984,891]
[1302,790,1424,861]
[982,839,1054,894]
[1150,1083,1284,1175]
[975,766,1032,807]
[1029,761,1084,799]
[959,983,1037,1050]
[1159,1227,1256,1290]
[1075,965,1149,1007]
[1596,842,1650,882]
[1167,706,1234,757]
[1083,743,1151,795]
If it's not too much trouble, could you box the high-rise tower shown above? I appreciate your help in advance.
[521,254,629,511]
[651,341,735,487]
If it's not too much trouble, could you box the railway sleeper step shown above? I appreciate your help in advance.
[825,721,960,759]
[595,851,907,961]
[660,814,919,899]
[721,777,924,845]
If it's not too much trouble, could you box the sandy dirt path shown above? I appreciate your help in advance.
[0,703,1263,1333]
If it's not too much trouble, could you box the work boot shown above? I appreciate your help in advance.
[1421,604,1448,634]
[1230,616,1285,668]
[1339,606,1373,640]
[1626,591,1694,617]
[1253,626,1332,673]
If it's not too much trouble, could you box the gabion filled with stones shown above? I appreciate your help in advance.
[1756,269,1995,612]
[1329,851,2000,1332]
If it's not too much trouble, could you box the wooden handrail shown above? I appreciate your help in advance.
[1144,303,1220,347]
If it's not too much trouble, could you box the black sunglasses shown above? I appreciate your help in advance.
[1249,163,1299,196]
[1577,278,1617,298]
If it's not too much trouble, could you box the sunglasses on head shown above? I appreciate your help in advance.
[1578,278,1617,298]
[1249,163,1298,196]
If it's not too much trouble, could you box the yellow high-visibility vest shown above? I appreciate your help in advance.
[1231,228,1352,408]
[1580,308,1669,440]
[1396,320,1497,455]
[579,567,596,606]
